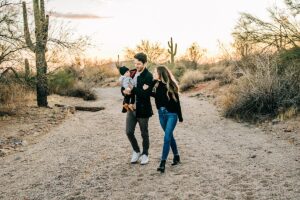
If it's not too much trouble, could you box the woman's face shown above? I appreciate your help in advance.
[153,68,160,80]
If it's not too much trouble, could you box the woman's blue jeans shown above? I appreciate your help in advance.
[158,107,179,161]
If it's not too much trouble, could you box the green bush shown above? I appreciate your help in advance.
[48,67,97,100]
[48,68,77,95]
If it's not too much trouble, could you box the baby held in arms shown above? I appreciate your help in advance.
[119,66,136,112]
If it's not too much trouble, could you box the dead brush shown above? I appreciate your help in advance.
[220,54,300,121]
[0,83,34,113]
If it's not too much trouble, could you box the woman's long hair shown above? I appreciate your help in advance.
[156,66,179,101]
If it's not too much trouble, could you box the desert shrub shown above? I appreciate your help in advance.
[82,61,119,85]
[48,67,97,100]
[218,65,237,86]
[179,70,204,91]
[0,83,34,111]
[277,47,300,73]
[203,65,226,81]
[220,55,300,121]
[66,81,97,100]
[48,67,77,95]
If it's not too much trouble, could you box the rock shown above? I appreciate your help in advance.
[250,155,257,159]
[284,126,293,132]
[15,156,21,161]
[11,138,22,146]
[0,149,6,157]
[22,140,28,146]
[272,119,280,125]
[69,107,76,114]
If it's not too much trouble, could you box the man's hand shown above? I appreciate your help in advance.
[124,88,131,95]
[128,83,133,90]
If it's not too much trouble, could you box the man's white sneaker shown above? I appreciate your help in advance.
[139,154,149,165]
[131,151,141,163]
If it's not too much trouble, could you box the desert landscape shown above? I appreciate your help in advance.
[1,0,300,199]
[1,86,299,199]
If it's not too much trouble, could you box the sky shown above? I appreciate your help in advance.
[45,0,283,60]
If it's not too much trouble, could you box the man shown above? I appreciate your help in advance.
[122,52,153,165]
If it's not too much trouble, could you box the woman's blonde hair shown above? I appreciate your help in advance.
[156,66,179,101]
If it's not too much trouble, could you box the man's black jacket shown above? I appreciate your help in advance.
[121,68,153,118]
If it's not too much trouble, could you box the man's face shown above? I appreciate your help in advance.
[134,58,145,72]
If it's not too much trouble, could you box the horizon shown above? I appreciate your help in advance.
[46,0,283,60]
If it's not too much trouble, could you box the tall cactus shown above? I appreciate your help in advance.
[115,54,121,69]
[22,0,49,107]
[168,37,177,65]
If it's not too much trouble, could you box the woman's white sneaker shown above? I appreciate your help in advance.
[131,151,141,163]
[139,154,149,165]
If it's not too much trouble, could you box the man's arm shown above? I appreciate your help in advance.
[121,87,126,96]
[131,74,153,100]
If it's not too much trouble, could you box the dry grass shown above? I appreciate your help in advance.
[219,55,300,121]
[82,59,119,85]
[0,83,34,112]
[179,70,205,91]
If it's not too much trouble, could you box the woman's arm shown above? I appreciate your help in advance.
[131,74,153,100]
[176,93,183,122]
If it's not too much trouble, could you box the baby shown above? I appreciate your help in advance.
[119,66,135,112]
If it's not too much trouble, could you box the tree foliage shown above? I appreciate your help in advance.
[233,0,300,57]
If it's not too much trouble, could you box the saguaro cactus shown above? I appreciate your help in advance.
[168,37,177,65]
[22,0,49,107]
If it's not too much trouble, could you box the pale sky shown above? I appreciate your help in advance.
[46,0,282,60]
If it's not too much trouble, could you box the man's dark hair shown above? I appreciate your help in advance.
[134,52,147,64]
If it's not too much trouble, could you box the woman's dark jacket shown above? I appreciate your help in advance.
[151,80,183,122]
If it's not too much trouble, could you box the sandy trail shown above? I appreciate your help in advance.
[0,87,299,200]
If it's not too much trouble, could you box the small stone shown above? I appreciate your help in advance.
[250,155,257,159]
[284,126,293,132]
[12,138,22,146]
[22,140,28,146]
[0,149,6,157]
[272,119,280,125]
[15,156,21,161]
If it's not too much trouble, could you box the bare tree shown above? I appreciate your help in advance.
[232,0,300,54]
[0,0,24,67]
[124,40,166,64]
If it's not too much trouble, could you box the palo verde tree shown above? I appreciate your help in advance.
[232,0,300,55]
[125,40,166,65]
[186,42,206,70]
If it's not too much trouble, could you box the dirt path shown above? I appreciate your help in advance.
[0,87,299,200]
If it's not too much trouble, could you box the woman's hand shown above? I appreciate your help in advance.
[143,84,149,90]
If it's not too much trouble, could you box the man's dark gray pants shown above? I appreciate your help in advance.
[126,111,149,155]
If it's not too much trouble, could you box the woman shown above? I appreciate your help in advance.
[151,66,183,173]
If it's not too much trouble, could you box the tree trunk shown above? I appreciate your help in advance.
[36,49,48,107]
